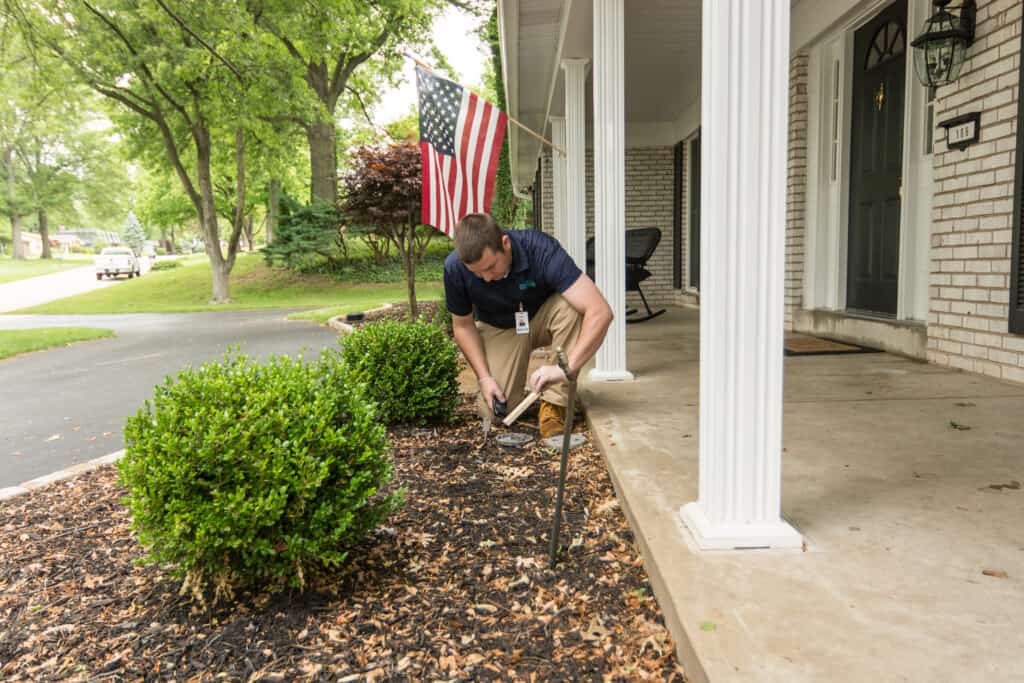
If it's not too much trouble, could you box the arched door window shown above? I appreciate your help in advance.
[865,21,906,70]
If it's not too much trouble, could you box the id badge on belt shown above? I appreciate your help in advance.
[514,303,529,335]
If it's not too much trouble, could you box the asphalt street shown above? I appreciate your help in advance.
[0,310,340,487]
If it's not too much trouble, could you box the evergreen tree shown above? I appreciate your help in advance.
[123,210,146,255]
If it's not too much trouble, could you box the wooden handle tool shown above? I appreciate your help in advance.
[502,390,541,426]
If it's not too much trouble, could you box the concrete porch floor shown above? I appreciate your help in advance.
[579,306,1024,682]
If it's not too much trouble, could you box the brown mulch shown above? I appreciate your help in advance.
[0,401,685,682]
[349,301,443,326]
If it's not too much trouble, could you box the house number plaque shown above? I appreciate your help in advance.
[939,111,981,151]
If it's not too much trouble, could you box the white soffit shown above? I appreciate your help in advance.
[502,0,704,191]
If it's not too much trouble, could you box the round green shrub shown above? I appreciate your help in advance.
[118,351,400,598]
[339,319,459,424]
[149,259,180,271]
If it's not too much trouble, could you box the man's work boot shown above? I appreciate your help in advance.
[538,401,566,439]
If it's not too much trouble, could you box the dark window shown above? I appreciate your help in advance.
[673,140,684,289]
[865,21,905,70]
[1009,25,1024,335]
[532,158,542,230]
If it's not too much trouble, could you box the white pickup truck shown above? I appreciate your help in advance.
[95,247,141,280]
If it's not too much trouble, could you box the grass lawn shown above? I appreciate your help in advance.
[0,327,115,360]
[12,253,443,316]
[0,254,93,285]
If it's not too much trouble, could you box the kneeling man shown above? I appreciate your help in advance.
[443,213,613,438]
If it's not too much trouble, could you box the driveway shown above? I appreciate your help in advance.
[0,310,340,487]
[0,264,115,313]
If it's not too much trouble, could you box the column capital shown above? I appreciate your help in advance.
[560,58,591,71]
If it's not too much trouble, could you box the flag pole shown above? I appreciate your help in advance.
[404,53,566,157]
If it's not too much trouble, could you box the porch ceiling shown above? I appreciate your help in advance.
[499,0,702,192]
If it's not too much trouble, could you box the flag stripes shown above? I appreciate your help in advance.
[417,67,507,236]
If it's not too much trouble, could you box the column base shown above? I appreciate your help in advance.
[680,501,802,550]
[588,368,635,382]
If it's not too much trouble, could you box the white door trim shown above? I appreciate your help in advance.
[802,0,932,322]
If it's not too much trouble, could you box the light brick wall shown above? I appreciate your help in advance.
[927,0,1023,383]
[786,52,810,330]
[538,146,678,307]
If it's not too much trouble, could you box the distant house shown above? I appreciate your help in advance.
[19,232,43,258]
[55,229,120,247]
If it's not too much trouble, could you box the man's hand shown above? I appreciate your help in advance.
[529,364,567,394]
[479,376,506,416]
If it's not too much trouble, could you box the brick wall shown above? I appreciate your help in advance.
[928,0,1023,383]
[786,51,810,330]
[538,146,678,307]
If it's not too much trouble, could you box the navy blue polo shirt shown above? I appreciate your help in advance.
[444,230,582,329]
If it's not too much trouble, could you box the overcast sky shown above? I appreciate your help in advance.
[374,7,488,124]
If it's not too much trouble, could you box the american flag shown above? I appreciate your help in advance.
[416,66,507,236]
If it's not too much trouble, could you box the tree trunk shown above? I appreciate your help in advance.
[403,229,418,319]
[245,214,254,251]
[266,178,280,244]
[307,121,337,205]
[4,146,24,260]
[38,208,51,259]
[194,121,231,303]
[211,260,231,302]
[169,225,176,254]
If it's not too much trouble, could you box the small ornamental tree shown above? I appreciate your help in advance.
[342,142,440,318]
[123,210,147,256]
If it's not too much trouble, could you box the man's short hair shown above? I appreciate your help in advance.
[454,213,504,264]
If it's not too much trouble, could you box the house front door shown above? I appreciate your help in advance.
[847,0,907,316]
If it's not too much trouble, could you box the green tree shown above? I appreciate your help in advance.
[123,210,146,254]
[482,7,518,228]
[247,0,442,205]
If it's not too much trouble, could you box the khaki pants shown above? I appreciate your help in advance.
[475,294,582,418]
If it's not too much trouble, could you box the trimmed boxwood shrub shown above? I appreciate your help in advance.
[339,319,459,424]
[118,350,400,599]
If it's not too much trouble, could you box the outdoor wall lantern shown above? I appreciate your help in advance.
[910,0,976,87]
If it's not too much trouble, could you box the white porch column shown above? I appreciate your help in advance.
[590,0,632,382]
[550,116,568,247]
[561,60,588,271]
[679,0,802,550]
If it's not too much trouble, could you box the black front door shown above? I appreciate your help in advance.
[847,0,907,316]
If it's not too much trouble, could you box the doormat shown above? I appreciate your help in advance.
[784,335,882,357]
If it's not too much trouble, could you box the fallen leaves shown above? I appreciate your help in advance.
[0,397,685,681]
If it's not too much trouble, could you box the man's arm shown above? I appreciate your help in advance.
[452,312,506,407]
[559,273,614,378]
[528,273,612,393]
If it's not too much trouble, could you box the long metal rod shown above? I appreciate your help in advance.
[548,378,577,568]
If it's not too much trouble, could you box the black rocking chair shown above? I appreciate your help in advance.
[585,227,666,323]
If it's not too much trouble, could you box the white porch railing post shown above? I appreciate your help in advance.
[679,0,802,549]
[591,0,633,382]
[561,60,588,272]
[550,116,567,244]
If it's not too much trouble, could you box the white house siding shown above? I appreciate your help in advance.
[927,0,1023,383]
[786,52,810,330]
[540,146,678,308]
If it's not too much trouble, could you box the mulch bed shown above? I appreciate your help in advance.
[350,301,442,326]
[0,400,685,681]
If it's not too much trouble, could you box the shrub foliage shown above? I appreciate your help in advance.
[118,351,399,598]
[339,319,459,425]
